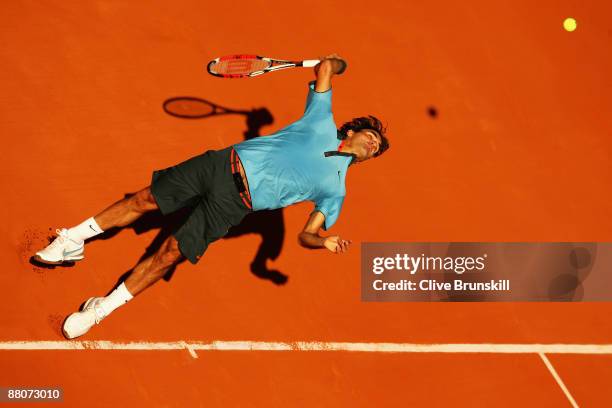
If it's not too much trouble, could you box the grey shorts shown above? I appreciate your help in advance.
[150,146,251,264]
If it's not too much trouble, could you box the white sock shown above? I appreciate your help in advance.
[99,282,134,316]
[67,217,104,243]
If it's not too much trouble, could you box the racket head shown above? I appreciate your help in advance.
[163,97,233,119]
[207,55,272,78]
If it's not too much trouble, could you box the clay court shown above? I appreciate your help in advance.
[1,0,611,406]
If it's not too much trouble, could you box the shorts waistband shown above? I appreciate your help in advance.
[230,148,253,211]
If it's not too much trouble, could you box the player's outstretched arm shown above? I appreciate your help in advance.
[298,211,352,253]
[314,53,347,93]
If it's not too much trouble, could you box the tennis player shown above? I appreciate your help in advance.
[34,54,390,339]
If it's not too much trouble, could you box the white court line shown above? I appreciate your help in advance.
[539,352,579,408]
[1,341,612,357]
[1,341,593,404]
[1,341,592,404]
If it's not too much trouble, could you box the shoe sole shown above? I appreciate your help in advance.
[61,314,74,339]
[62,297,95,339]
[62,314,79,339]
[32,254,84,265]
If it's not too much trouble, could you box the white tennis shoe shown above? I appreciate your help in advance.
[34,228,84,265]
[62,297,107,339]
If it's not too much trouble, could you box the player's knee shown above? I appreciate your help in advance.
[156,237,182,266]
[133,187,158,211]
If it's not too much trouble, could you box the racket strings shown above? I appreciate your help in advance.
[212,59,270,75]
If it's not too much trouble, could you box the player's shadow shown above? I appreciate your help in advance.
[86,100,287,291]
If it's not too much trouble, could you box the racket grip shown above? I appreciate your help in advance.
[302,59,320,68]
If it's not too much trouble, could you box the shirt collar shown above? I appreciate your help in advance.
[323,139,356,164]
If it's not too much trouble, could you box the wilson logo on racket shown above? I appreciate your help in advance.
[206,55,345,78]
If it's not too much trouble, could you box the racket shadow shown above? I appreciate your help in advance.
[91,98,288,289]
[163,96,248,119]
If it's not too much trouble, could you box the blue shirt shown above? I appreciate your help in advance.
[233,82,351,230]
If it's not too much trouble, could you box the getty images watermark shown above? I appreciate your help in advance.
[371,252,510,292]
[361,243,612,302]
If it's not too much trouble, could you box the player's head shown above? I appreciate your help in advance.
[337,116,389,163]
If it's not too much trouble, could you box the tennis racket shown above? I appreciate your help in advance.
[163,97,248,119]
[207,55,346,78]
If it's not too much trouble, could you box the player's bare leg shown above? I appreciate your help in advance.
[62,235,184,339]
[123,234,183,295]
[93,186,159,231]
[34,187,159,265]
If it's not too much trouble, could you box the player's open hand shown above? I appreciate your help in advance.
[324,235,352,254]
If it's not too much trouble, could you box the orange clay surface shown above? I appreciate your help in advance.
[1,0,611,406]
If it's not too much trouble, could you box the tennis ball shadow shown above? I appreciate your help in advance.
[427,106,438,119]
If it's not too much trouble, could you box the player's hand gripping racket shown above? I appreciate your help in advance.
[207,55,347,78]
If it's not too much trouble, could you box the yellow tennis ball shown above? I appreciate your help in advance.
[563,17,577,32]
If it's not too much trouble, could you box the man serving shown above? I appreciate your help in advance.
[34,54,390,339]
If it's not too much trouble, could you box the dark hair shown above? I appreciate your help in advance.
[337,115,389,157]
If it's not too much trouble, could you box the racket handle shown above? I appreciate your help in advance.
[303,58,347,75]
[301,59,320,68]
